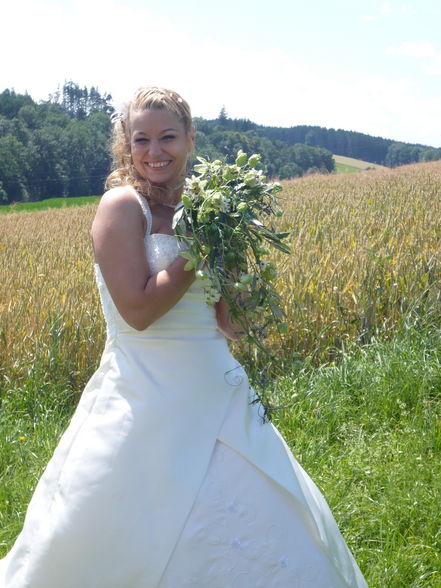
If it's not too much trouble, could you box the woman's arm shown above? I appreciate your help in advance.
[214,297,245,341]
[92,189,195,331]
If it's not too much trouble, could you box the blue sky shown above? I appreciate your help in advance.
[2,0,440,147]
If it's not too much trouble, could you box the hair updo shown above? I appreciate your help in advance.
[105,86,193,196]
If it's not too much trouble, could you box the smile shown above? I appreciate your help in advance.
[146,161,171,168]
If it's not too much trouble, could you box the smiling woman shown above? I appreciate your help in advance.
[0,86,367,588]
[130,109,194,200]
[106,86,195,208]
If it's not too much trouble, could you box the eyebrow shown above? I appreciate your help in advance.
[134,127,178,135]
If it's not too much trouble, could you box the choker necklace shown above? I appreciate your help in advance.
[148,178,186,209]
[148,197,177,209]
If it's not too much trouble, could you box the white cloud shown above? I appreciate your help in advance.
[361,13,376,21]
[361,1,394,22]
[0,0,192,102]
[386,40,438,58]
[386,41,441,76]
[380,2,392,16]
[362,1,413,22]
[290,73,441,147]
[1,0,439,146]
[424,64,441,76]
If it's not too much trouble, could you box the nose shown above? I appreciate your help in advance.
[148,140,162,156]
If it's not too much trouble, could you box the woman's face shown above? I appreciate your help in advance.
[130,108,194,189]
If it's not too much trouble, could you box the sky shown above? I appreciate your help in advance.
[1,0,440,147]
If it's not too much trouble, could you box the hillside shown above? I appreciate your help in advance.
[333,154,388,173]
[209,114,441,167]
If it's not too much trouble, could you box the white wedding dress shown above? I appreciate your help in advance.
[0,189,367,587]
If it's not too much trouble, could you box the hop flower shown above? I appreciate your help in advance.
[236,150,248,167]
[209,192,230,212]
[244,170,264,187]
[270,182,283,193]
[248,153,261,168]
[223,167,235,181]
[201,273,221,305]
[186,176,207,196]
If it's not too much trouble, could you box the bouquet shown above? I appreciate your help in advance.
[173,150,290,351]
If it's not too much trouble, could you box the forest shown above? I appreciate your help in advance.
[0,82,440,204]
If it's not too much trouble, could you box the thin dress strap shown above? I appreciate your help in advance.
[127,186,152,236]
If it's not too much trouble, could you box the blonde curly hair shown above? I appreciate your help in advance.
[106,86,193,197]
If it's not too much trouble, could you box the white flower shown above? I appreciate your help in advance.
[206,191,230,212]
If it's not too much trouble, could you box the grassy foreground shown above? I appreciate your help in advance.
[1,161,441,585]
[272,322,441,587]
[1,323,440,585]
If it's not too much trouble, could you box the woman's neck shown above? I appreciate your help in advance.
[149,184,183,209]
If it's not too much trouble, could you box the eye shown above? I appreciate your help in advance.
[134,137,148,143]
[162,134,176,141]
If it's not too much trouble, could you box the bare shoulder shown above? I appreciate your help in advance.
[93,187,145,234]
[91,187,147,263]
[95,186,140,217]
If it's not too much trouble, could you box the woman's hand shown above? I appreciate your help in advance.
[214,297,244,341]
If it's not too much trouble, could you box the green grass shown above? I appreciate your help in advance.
[270,320,441,587]
[0,196,100,214]
[333,154,388,173]
[0,380,76,547]
[335,162,360,173]
[1,318,440,586]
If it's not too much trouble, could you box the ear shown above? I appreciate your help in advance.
[188,125,196,151]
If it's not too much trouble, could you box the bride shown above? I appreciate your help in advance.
[0,86,367,587]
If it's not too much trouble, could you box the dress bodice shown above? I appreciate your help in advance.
[94,189,218,341]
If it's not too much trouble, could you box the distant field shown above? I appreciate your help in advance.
[0,196,100,215]
[334,154,388,174]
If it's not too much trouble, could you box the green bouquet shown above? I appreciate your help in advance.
[173,150,290,351]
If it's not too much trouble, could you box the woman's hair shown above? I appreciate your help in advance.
[105,86,193,195]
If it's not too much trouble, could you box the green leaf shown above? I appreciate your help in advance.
[180,251,194,261]
[184,260,196,271]
[271,242,291,254]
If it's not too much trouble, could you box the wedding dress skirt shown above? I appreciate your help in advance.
[0,189,367,587]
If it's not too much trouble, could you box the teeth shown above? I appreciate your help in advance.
[148,161,170,168]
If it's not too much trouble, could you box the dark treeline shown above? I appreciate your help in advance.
[193,114,334,181]
[0,83,113,203]
[260,125,441,168]
[206,108,441,167]
[210,111,441,167]
[1,84,440,204]
[0,85,334,204]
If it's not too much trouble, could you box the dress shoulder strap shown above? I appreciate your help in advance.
[126,186,152,236]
